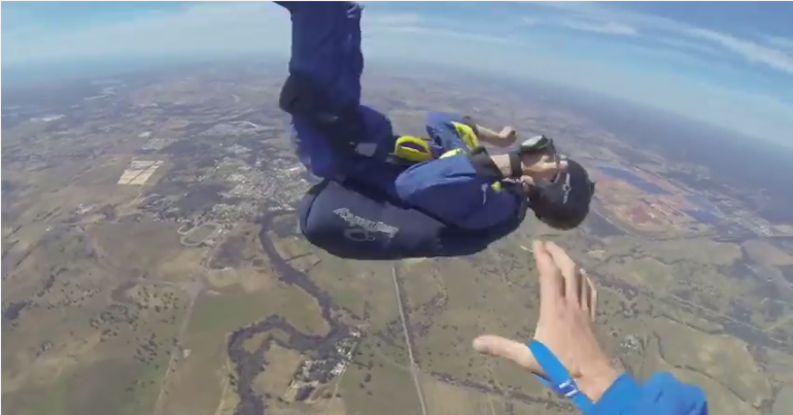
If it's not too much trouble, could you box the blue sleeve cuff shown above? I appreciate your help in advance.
[589,373,642,415]
[590,372,708,415]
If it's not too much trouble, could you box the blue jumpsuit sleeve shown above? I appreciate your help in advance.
[394,155,520,230]
[591,372,708,415]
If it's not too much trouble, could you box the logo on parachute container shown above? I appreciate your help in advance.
[333,208,400,242]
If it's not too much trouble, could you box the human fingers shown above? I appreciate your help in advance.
[543,242,580,303]
[532,240,564,307]
[580,269,592,314]
[587,274,598,322]
[472,335,541,374]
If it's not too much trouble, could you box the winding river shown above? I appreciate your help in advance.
[225,211,347,415]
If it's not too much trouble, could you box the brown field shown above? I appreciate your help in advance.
[268,397,348,415]
[307,250,398,330]
[158,330,230,415]
[188,284,329,337]
[90,219,209,282]
[743,239,793,266]
[161,279,328,415]
[402,252,545,395]
[242,332,268,353]
[643,238,742,265]
[3,277,187,415]
[421,375,495,415]
[338,334,422,415]
[642,335,760,415]
[652,318,770,406]
[252,343,305,398]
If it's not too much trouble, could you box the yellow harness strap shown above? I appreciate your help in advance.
[451,121,480,150]
[393,136,434,163]
[393,132,501,192]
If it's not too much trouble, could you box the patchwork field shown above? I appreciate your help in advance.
[118,160,165,185]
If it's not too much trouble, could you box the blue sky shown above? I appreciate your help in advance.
[3,1,793,147]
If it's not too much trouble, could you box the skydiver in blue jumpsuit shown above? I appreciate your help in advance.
[277,1,593,260]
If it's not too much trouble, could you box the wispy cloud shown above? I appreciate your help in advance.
[362,8,521,48]
[764,35,793,52]
[369,12,422,26]
[2,3,436,66]
[522,17,539,26]
[559,19,637,36]
[528,2,793,75]
[615,42,718,69]
[651,36,726,59]
[686,28,793,73]
[378,25,517,45]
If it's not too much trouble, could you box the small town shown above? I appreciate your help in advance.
[284,329,362,403]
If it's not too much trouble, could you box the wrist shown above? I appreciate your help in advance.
[575,359,623,402]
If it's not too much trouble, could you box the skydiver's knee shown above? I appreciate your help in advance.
[424,111,450,127]
[279,71,359,123]
[298,182,333,242]
[279,72,319,117]
[394,167,427,203]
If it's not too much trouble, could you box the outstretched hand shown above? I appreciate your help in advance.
[472,240,621,402]
[498,126,518,145]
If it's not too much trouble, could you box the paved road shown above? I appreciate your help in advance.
[392,265,428,415]
[151,277,204,415]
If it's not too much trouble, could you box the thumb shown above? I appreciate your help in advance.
[472,335,542,375]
